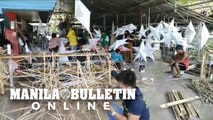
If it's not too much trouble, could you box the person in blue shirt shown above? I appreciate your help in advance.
[111,49,124,70]
[108,70,150,120]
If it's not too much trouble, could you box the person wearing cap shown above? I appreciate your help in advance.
[167,44,190,78]
[108,70,150,120]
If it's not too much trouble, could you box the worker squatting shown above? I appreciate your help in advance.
[9,88,136,110]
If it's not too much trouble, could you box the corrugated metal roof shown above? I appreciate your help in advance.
[0,0,57,14]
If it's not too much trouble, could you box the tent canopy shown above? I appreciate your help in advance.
[0,0,57,22]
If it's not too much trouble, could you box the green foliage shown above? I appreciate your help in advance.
[207,38,213,49]
[176,0,199,5]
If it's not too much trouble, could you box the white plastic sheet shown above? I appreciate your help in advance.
[75,0,91,32]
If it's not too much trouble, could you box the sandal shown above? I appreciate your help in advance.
[165,71,173,74]
[173,74,181,78]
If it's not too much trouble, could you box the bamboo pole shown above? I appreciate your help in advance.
[172,90,187,117]
[200,50,208,80]
[161,96,201,108]
[168,91,180,120]
[0,53,108,59]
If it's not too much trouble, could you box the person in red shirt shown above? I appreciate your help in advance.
[167,45,190,78]
[49,33,60,53]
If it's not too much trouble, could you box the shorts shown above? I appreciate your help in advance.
[179,63,186,71]
[172,63,186,71]
[49,46,59,53]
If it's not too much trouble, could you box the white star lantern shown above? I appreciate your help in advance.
[134,41,156,62]
[139,25,147,40]
[185,21,196,44]
[162,22,170,33]
[148,26,161,40]
[156,21,164,32]
[75,0,91,32]
[113,23,137,37]
[171,30,184,44]
[196,22,210,50]
[94,29,101,38]
[109,39,128,50]
[169,19,179,32]
[160,32,173,47]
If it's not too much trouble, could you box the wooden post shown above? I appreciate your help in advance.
[7,44,14,87]
[145,13,148,28]
[140,11,143,25]
[0,83,4,95]
[103,15,106,31]
[116,14,119,27]
[124,15,126,25]
[108,58,112,85]
[200,50,208,80]
[174,0,177,13]
[148,8,150,26]
[0,61,5,95]
[87,54,92,80]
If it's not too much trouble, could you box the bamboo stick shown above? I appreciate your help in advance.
[0,53,108,59]
[161,96,201,108]
[168,91,180,120]
[200,50,208,80]
[177,91,198,118]
[172,90,187,117]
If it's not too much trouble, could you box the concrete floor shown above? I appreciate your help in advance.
[131,61,213,120]
[0,61,212,120]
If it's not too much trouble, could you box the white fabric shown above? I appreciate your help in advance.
[89,38,100,46]
[75,0,91,32]
[60,37,69,45]
[58,40,69,63]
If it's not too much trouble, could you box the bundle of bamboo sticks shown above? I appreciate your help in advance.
[167,90,200,120]
[189,80,213,104]
[0,52,114,119]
